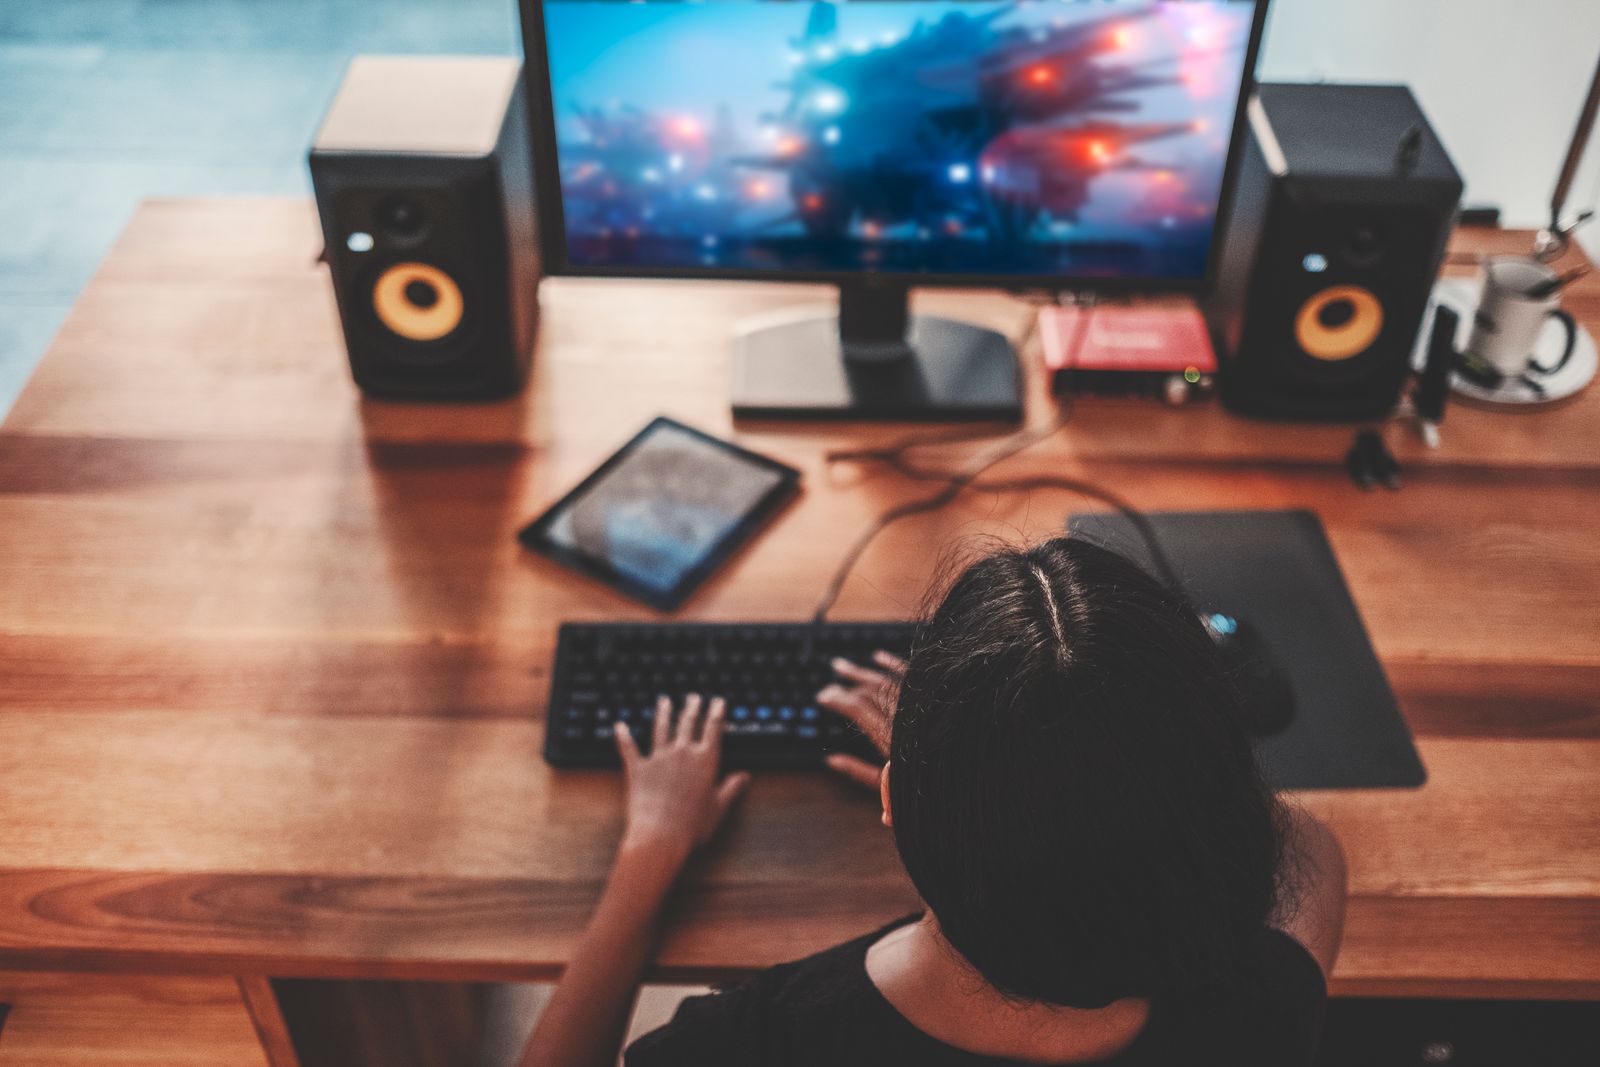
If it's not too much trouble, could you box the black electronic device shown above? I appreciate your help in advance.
[518,418,802,611]
[1202,83,1463,420]
[1200,611,1295,735]
[1345,429,1403,491]
[310,56,540,399]
[543,621,912,768]
[518,0,1272,421]
[1070,509,1425,790]
[1413,305,1458,446]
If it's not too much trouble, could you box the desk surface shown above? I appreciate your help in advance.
[0,199,1596,999]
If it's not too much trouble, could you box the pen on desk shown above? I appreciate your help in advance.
[1415,305,1458,448]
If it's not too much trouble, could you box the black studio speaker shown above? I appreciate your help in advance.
[310,56,539,399]
[1204,84,1463,420]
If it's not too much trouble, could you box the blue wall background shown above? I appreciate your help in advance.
[0,0,518,415]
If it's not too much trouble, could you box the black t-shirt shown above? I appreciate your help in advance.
[626,915,1326,1067]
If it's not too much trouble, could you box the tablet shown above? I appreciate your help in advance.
[518,417,801,610]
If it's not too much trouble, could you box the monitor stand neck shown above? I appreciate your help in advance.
[729,280,1023,422]
[838,279,912,364]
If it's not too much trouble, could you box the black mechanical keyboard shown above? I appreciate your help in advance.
[543,621,915,768]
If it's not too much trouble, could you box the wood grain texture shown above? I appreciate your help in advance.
[0,200,1597,1000]
[0,435,1595,664]
[0,715,1593,997]
[0,971,270,1066]
[6,200,1599,470]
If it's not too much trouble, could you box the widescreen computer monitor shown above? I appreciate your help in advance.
[519,0,1269,420]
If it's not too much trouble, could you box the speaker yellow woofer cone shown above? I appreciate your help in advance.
[372,262,464,342]
[1294,285,1384,361]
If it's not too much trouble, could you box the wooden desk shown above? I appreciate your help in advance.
[0,201,1596,1054]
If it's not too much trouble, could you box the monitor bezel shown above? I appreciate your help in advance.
[517,0,1272,295]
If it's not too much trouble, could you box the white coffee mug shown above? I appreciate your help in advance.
[1467,256,1577,382]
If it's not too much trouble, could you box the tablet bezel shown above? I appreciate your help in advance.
[517,416,802,611]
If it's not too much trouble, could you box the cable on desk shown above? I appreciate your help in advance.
[952,475,1186,594]
[812,301,1187,621]
[824,422,1023,472]
[822,291,1083,475]
[1006,287,1070,358]
[814,303,1086,621]
[813,437,1187,621]
[812,408,1074,623]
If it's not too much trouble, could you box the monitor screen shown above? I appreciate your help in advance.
[530,0,1263,285]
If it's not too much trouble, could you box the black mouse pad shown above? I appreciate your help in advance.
[1068,509,1425,791]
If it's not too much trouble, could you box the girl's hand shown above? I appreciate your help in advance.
[616,694,750,870]
[521,696,750,1067]
[816,650,906,789]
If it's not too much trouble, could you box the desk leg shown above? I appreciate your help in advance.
[271,978,485,1067]
[238,976,302,1067]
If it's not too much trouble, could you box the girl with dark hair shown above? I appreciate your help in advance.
[521,537,1347,1066]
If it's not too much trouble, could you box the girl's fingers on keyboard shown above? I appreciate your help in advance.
[831,657,890,687]
[872,650,908,677]
[825,753,884,791]
[615,721,639,767]
[816,684,891,753]
[654,695,673,750]
[676,692,704,745]
[698,698,727,749]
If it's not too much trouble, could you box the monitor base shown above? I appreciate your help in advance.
[729,310,1023,422]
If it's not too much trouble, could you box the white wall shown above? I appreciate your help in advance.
[1257,0,1600,253]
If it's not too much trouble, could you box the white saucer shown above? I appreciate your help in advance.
[1414,277,1598,405]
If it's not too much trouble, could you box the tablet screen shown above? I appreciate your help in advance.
[530,420,796,603]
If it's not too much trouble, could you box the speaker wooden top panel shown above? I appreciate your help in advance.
[313,55,521,157]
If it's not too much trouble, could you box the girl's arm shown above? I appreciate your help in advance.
[518,694,750,1067]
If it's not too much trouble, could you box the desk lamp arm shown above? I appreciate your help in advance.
[1536,52,1600,261]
